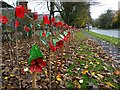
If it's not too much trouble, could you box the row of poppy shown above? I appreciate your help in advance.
[40,30,71,52]
[28,30,71,73]
[0,5,75,31]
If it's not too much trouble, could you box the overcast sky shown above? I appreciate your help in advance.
[2,0,120,19]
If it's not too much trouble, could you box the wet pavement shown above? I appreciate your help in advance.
[90,29,120,38]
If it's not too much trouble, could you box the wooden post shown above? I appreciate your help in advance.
[60,47,64,69]
[32,72,37,89]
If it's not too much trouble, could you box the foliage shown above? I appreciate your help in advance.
[92,9,115,29]
[112,10,120,29]
[54,2,90,27]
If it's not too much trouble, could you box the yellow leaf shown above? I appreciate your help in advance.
[105,82,115,88]
[45,70,48,76]
[10,74,14,77]
[84,65,88,69]
[56,74,62,82]
[4,77,8,80]
[82,70,88,74]
[90,62,93,65]
[96,61,100,64]
[97,74,104,79]
[57,77,62,81]
[73,80,81,88]
[91,72,95,76]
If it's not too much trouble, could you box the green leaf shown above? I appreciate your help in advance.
[64,31,68,36]
[53,39,59,46]
[28,44,44,65]
[39,31,43,37]
[46,32,51,37]
[40,38,49,48]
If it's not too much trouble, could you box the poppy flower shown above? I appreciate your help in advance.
[34,12,38,20]
[15,20,19,27]
[43,15,50,25]
[32,25,34,29]
[63,36,68,42]
[67,31,70,38]
[42,31,46,37]
[24,25,30,32]
[30,57,46,73]
[48,42,56,52]
[56,40,64,49]
[51,17,55,23]
[15,5,25,18]
[0,16,8,24]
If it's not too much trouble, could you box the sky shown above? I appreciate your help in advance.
[2,0,120,19]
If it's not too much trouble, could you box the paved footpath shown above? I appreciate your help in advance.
[82,31,120,67]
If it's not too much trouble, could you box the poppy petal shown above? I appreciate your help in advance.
[35,66,42,72]
[30,65,36,72]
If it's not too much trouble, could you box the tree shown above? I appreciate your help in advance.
[93,9,114,29]
[112,10,120,29]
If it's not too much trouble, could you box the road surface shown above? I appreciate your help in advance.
[90,28,120,38]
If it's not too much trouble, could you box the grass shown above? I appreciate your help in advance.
[85,30,120,47]
[66,32,120,89]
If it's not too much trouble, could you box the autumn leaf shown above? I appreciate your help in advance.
[105,82,115,88]
[10,74,15,77]
[73,80,81,88]
[82,70,88,74]
[114,70,120,75]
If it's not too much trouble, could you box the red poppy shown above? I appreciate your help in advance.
[63,35,68,42]
[15,20,19,27]
[51,17,55,23]
[42,31,46,37]
[43,15,50,25]
[67,31,70,38]
[32,25,34,29]
[48,42,56,52]
[30,57,46,73]
[15,5,25,18]
[24,25,30,32]
[34,12,38,20]
[0,16,8,24]
[56,40,64,49]
[55,21,63,28]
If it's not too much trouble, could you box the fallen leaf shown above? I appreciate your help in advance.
[57,77,62,81]
[97,74,104,79]
[79,79,83,83]
[56,74,62,81]
[114,70,120,75]
[4,76,8,80]
[96,61,100,64]
[73,80,81,88]
[84,65,88,69]
[24,68,29,72]
[10,74,14,77]
[91,72,95,76]
[105,82,115,88]
[82,70,88,74]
